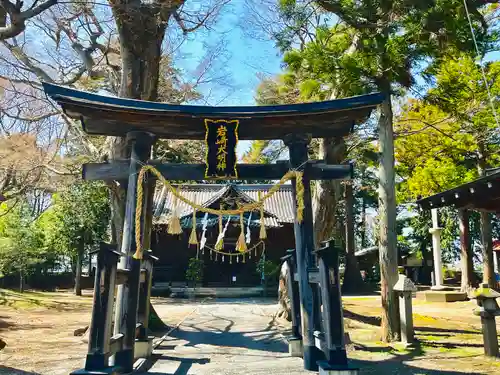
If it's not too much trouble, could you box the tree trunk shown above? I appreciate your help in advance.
[480,211,495,288]
[360,188,367,249]
[109,4,172,335]
[459,209,476,292]
[377,94,400,342]
[313,137,346,243]
[342,182,364,294]
[477,146,495,288]
[107,2,169,247]
[19,271,24,293]
[74,238,84,296]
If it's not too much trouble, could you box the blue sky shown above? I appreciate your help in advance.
[173,2,284,157]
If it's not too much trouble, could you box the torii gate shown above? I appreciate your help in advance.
[43,82,383,375]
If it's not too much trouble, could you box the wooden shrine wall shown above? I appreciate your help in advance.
[151,224,295,287]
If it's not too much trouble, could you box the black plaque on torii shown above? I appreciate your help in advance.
[204,119,239,179]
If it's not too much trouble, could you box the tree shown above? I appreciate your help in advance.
[185,258,204,291]
[252,18,378,293]
[1,0,232,329]
[311,0,495,342]
[0,201,45,292]
[395,56,500,289]
[0,0,58,40]
[41,181,110,295]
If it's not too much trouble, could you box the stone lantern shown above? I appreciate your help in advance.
[393,274,417,344]
[473,283,500,357]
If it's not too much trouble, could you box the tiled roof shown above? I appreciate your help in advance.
[153,183,295,227]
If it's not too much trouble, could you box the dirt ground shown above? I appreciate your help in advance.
[0,289,499,374]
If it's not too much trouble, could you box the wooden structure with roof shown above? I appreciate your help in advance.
[42,82,384,374]
[151,183,296,286]
[417,168,500,293]
[417,169,500,212]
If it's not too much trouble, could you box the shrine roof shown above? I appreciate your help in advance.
[42,82,384,140]
[416,169,500,212]
[152,184,295,227]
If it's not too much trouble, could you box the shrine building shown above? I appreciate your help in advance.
[151,183,295,288]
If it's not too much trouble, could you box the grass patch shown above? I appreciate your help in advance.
[0,288,91,310]
[414,314,438,323]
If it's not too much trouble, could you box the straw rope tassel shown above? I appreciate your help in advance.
[133,168,147,259]
[215,215,224,250]
[168,195,183,235]
[295,171,305,223]
[236,212,247,252]
[189,209,198,245]
[258,191,267,240]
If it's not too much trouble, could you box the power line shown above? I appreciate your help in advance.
[463,0,500,132]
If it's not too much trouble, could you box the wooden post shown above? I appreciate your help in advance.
[76,243,120,373]
[137,250,158,338]
[316,242,348,365]
[284,134,324,371]
[315,241,358,375]
[458,209,475,292]
[75,237,84,296]
[480,211,496,288]
[287,251,301,341]
[113,131,155,372]
[281,251,302,357]
[342,182,363,293]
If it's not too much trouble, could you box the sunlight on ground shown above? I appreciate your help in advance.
[0,290,499,374]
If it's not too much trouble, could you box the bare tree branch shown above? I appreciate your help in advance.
[0,0,58,40]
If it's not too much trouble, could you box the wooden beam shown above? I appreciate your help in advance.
[83,160,353,181]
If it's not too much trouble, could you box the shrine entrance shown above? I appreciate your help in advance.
[43,82,383,374]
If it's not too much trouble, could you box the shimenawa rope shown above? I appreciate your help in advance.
[133,165,304,259]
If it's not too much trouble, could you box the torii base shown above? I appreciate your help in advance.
[318,361,359,375]
[288,337,303,357]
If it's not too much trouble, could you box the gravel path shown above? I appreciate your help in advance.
[147,298,312,375]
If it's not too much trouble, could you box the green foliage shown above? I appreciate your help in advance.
[186,258,204,286]
[41,181,110,258]
[256,258,279,278]
[396,57,500,202]
[0,202,46,277]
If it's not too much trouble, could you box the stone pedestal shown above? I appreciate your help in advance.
[473,284,500,357]
[318,361,359,375]
[288,337,303,357]
[429,209,444,290]
[134,336,154,359]
[480,314,499,357]
[393,274,417,344]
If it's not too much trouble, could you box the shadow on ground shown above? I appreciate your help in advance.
[168,314,288,353]
[0,366,42,375]
[145,355,210,375]
[350,342,488,375]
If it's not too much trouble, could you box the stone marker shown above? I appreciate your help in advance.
[473,283,500,357]
[393,274,417,344]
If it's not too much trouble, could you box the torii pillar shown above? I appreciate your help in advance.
[429,208,444,290]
